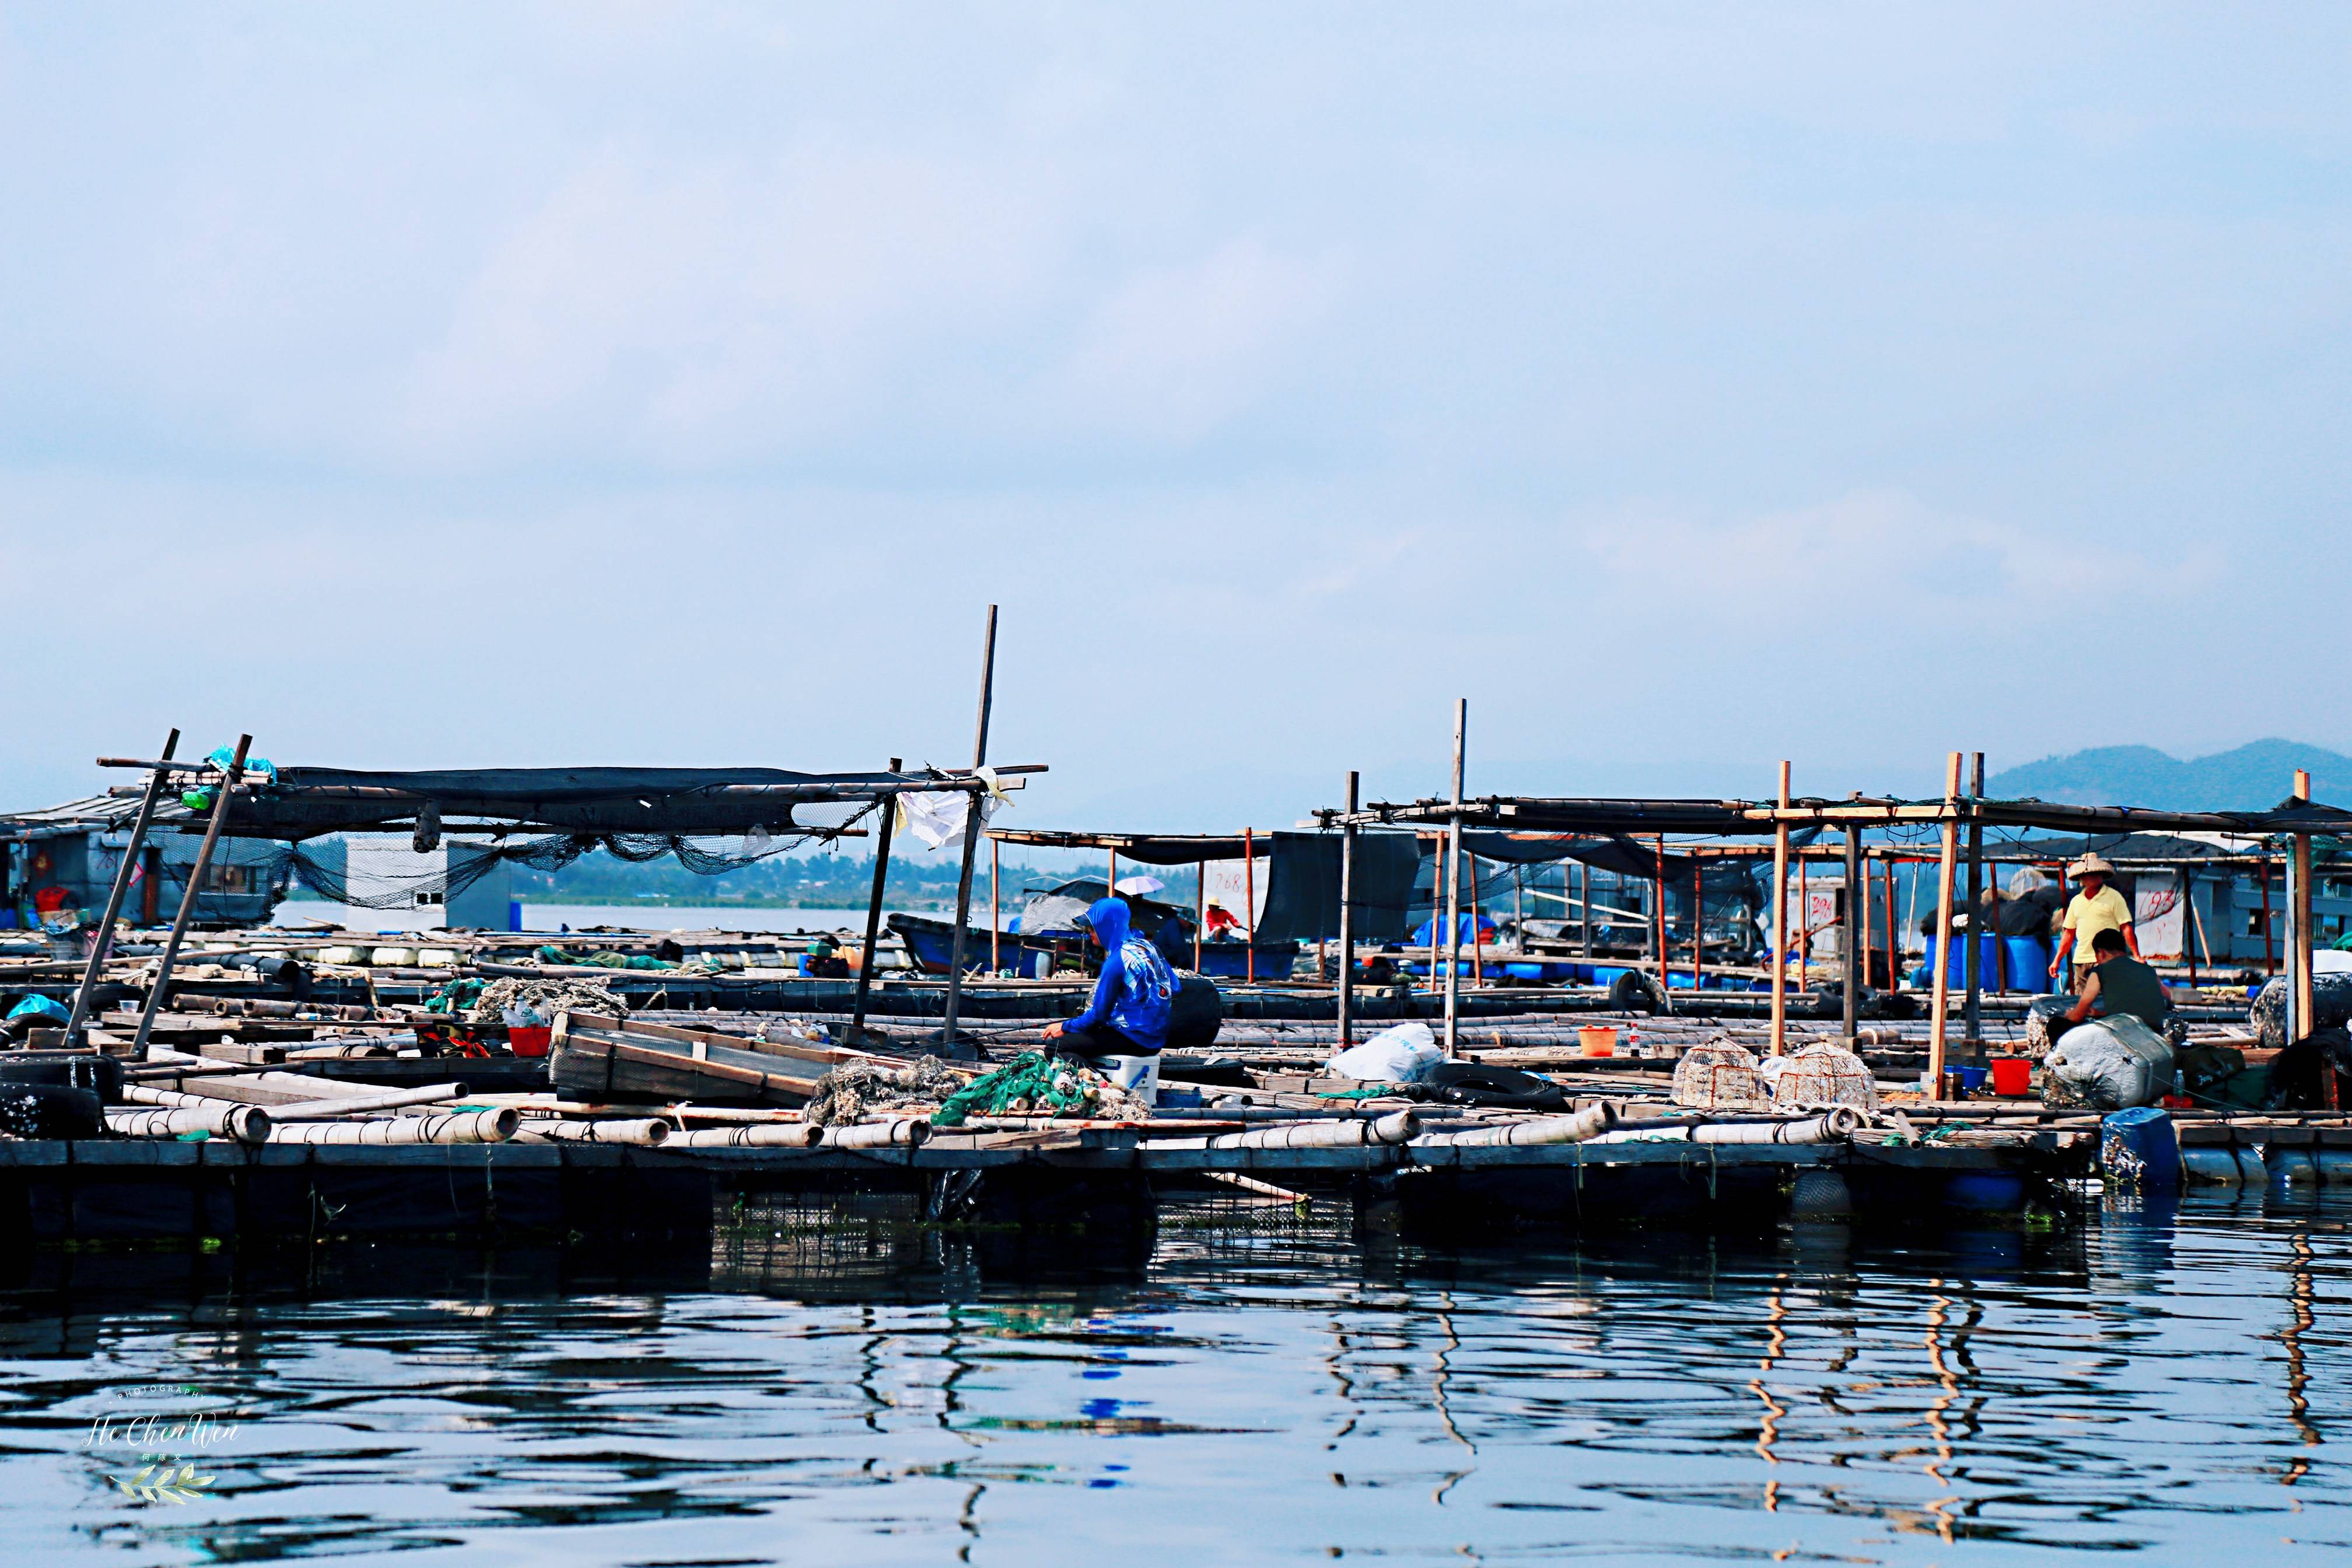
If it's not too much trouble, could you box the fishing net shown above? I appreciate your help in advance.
[930,1051,1152,1127]
[804,1056,967,1128]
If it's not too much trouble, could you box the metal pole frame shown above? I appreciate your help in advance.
[64,726,179,1043]
[1769,761,1791,1056]
[1927,750,1963,1091]
[1336,770,1359,1048]
[1441,698,1466,1058]
[131,735,252,1059]
[849,757,901,1039]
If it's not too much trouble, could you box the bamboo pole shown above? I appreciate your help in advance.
[850,757,901,1037]
[1769,761,1790,1056]
[940,607,997,1049]
[1195,862,1205,972]
[1244,825,1256,984]
[266,1109,517,1145]
[1692,860,1705,991]
[106,1104,271,1143]
[2294,768,2316,1056]
[523,1118,670,1146]
[1442,698,1466,1058]
[131,735,251,1060]
[1578,860,1592,957]
[991,836,1001,975]
[1842,824,1862,1041]
[1336,770,1358,1049]
[1927,750,1963,1089]
[1881,859,1898,995]
[1651,835,1667,992]
[1468,850,1484,986]
[1962,750,1986,1060]
[65,727,180,1045]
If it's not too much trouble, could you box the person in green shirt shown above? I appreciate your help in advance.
[2065,927,2169,1031]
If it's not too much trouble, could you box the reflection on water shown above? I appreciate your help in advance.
[1,1195,2347,1564]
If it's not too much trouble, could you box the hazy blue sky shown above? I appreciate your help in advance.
[5,5,2347,832]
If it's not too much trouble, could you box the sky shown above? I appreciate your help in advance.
[4,4,2348,836]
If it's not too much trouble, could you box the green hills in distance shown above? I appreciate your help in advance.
[1989,740,2352,811]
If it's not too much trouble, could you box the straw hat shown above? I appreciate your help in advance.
[2068,854,2115,878]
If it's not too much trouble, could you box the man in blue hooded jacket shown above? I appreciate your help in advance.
[1042,895,1177,1057]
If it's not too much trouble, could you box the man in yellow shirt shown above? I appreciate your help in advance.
[2049,854,2136,991]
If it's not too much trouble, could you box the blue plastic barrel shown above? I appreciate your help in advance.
[2004,936,2049,991]
[1920,933,2007,989]
[2101,1107,2181,1192]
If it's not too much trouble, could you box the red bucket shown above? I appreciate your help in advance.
[1989,1056,2032,1097]
[508,1025,552,1058]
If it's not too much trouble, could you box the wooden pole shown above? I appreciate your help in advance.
[1692,860,1705,991]
[1244,826,1256,984]
[1859,847,1875,996]
[1842,824,1862,1041]
[131,735,252,1059]
[1194,861,1205,973]
[1337,771,1359,1048]
[849,757,901,1035]
[940,606,996,1049]
[2263,859,2276,975]
[1467,850,1484,986]
[1927,750,1963,1091]
[1652,834,1668,991]
[1798,854,1810,976]
[1881,859,1898,994]
[1769,761,1791,1056]
[990,836,1000,974]
[1962,750,1986,1062]
[1442,697,1466,1058]
[1108,848,1118,901]
[1578,860,1592,957]
[1427,835,1444,989]
[2294,768,2316,1054]
[65,727,180,1044]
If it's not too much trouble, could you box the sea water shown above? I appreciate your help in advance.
[0,1195,2345,1565]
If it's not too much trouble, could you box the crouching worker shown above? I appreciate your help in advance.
[1042,896,1176,1058]
[2064,927,2169,1031]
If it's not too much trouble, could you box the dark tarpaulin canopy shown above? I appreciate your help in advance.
[1454,829,1816,883]
[986,828,1256,865]
[1979,831,2278,866]
[219,765,921,839]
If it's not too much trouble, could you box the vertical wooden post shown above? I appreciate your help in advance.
[131,735,252,1059]
[940,606,996,1050]
[2263,859,2276,975]
[1336,770,1359,1048]
[1467,850,1485,986]
[2294,768,2316,1051]
[1842,824,1862,1041]
[990,836,1001,975]
[1651,835,1667,991]
[2181,862,2197,988]
[1769,761,1791,1057]
[1881,859,1898,994]
[1797,854,1810,975]
[1927,750,1963,1092]
[1859,848,1875,996]
[850,758,902,1037]
[1442,697,1466,1058]
[1578,859,1592,957]
[1427,834,1447,992]
[65,727,180,1044]
[1692,859,1705,991]
[1243,826,1256,985]
[1194,861,1205,973]
[1962,750,1985,1061]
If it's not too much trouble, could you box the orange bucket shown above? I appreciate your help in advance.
[1578,1026,1617,1058]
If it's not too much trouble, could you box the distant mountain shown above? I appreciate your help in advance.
[1989,740,2352,811]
